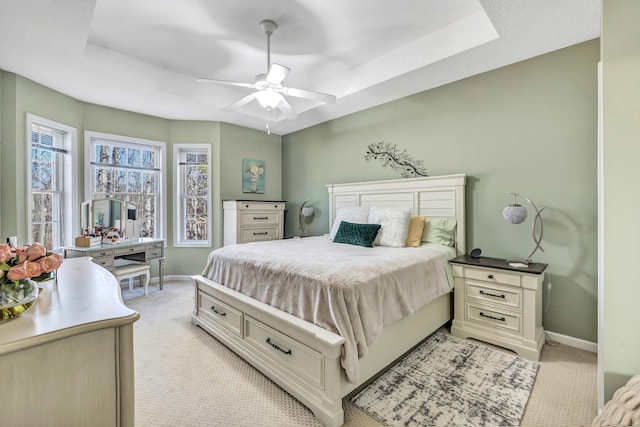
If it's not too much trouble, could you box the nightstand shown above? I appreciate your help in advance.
[449,255,548,360]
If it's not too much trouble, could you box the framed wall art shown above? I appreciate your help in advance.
[242,158,265,193]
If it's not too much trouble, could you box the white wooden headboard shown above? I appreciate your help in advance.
[326,174,466,256]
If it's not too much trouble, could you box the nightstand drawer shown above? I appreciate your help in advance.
[240,227,279,242]
[464,267,521,287]
[197,291,243,337]
[240,211,280,226]
[466,303,521,334]
[466,280,521,310]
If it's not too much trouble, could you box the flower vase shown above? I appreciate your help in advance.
[0,279,39,323]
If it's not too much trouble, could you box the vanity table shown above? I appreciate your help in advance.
[63,237,165,290]
[0,257,140,426]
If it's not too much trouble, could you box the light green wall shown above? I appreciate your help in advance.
[219,122,282,201]
[0,73,282,277]
[601,0,640,401]
[1,73,84,239]
[167,120,221,275]
[283,39,600,343]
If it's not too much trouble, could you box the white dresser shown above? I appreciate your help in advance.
[0,257,139,426]
[223,200,286,245]
[450,255,547,360]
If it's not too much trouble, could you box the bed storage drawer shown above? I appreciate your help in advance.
[244,315,323,388]
[197,291,243,337]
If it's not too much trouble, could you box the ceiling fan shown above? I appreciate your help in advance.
[197,19,336,121]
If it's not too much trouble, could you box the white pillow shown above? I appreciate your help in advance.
[329,207,370,239]
[368,207,412,248]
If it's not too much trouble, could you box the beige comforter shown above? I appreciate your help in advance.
[201,236,454,383]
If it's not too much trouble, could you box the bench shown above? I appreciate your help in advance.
[112,264,151,296]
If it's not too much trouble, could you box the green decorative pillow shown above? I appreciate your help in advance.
[422,217,457,246]
[333,221,381,248]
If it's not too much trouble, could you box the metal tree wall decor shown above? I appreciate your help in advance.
[364,142,429,178]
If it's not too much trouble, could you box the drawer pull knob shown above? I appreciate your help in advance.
[210,306,226,317]
[253,232,269,236]
[253,216,269,220]
[479,290,506,299]
[487,274,494,279]
[480,312,506,322]
[265,338,292,355]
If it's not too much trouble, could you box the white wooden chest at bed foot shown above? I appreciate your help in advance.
[449,255,547,361]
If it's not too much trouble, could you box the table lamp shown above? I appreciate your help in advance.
[298,199,314,237]
[502,192,545,265]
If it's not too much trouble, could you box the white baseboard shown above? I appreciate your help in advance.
[149,274,193,284]
[546,330,598,353]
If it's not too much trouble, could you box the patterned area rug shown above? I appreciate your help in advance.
[350,332,538,427]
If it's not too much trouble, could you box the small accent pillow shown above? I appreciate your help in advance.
[329,207,370,239]
[333,221,381,248]
[405,215,426,247]
[422,217,457,246]
[368,207,412,248]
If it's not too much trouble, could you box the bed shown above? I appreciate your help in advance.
[191,174,466,426]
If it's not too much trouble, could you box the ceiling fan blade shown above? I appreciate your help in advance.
[277,97,298,120]
[224,93,256,112]
[281,87,336,104]
[196,78,253,89]
[266,64,290,85]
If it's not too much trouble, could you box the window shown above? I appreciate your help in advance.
[85,131,166,239]
[27,114,77,251]
[173,144,211,247]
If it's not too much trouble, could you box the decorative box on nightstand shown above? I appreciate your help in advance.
[449,255,548,361]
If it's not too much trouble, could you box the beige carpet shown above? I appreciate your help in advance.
[123,281,598,427]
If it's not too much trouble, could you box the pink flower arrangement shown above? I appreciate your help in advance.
[0,242,63,285]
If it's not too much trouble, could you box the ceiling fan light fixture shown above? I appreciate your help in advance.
[254,88,282,110]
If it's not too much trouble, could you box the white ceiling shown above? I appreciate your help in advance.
[0,0,600,136]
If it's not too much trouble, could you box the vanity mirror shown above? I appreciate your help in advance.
[81,199,139,239]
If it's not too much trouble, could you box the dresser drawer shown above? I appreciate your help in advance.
[240,227,280,242]
[465,303,521,334]
[145,248,163,260]
[463,267,521,287]
[88,248,114,259]
[115,246,140,256]
[240,211,280,226]
[197,291,243,337]
[245,316,323,388]
[92,256,114,268]
[466,280,521,310]
[236,202,285,211]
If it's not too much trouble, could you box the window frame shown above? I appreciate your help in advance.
[173,144,212,247]
[84,130,166,240]
[26,113,78,251]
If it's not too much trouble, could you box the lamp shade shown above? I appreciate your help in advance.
[301,206,314,217]
[503,203,528,224]
[254,89,282,110]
